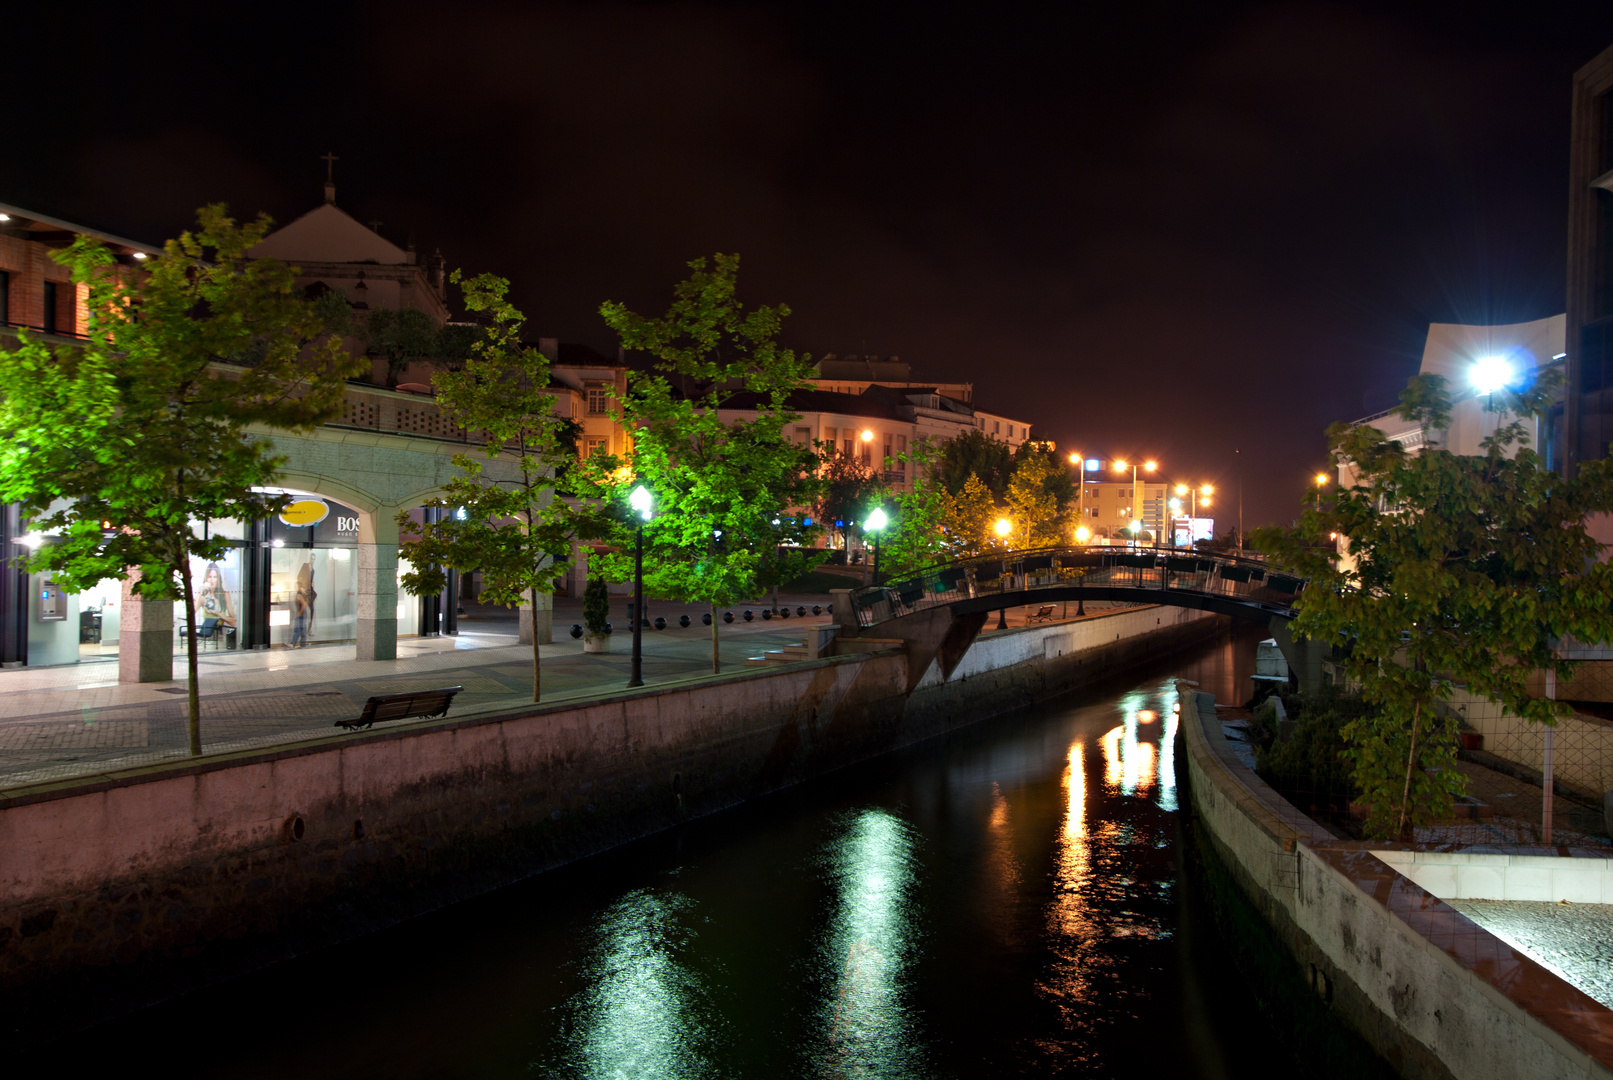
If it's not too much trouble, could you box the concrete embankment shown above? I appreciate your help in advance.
[0,604,1219,1043]
[1179,683,1613,1080]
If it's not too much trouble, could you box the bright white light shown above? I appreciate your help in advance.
[1075,525,1091,542]
[1085,459,1100,472]
[629,484,652,521]
[866,507,888,531]
[1128,520,1142,535]
[0,214,10,222]
[16,531,46,549]
[132,252,148,260]
[1472,355,1514,394]
[994,517,1012,537]
[330,547,351,560]
[272,539,284,548]
[455,506,467,520]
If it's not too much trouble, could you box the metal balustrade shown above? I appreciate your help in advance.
[847,545,1306,628]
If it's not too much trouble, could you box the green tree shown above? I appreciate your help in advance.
[937,428,1014,497]
[1005,450,1062,546]
[364,307,442,387]
[0,206,360,754]
[1012,441,1076,517]
[944,472,999,557]
[396,272,596,702]
[585,254,820,674]
[872,438,952,578]
[814,445,882,554]
[1252,373,1613,838]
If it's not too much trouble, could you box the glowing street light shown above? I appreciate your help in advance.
[626,484,654,689]
[1315,472,1329,487]
[1471,355,1514,395]
[1114,458,1158,546]
[1074,524,1091,543]
[860,429,874,442]
[994,516,1012,539]
[866,506,889,586]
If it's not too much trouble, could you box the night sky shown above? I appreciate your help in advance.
[8,2,1613,527]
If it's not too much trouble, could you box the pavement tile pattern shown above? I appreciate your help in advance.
[1447,899,1613,1011]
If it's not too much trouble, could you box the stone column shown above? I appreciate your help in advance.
[518,590,553,645]
[356,541,399,661]
[118,575,174,683]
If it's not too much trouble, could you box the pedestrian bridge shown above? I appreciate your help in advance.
[839,545,1313,690]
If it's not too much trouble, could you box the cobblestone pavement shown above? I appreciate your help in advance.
[1446,899,1613,1010]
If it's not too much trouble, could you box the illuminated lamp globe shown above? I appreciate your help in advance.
[1201,484,1213,495]
[1144,460,1157,472]
[629,484,653,521]
[1472,355,1514,394]
[866,507,888,531]
[860,429,874,442]
[1074,525,1091,543]
[1128,520,1142,535]
[1315,473,1329,487]
[994,518,1012,538]
[1175,484,1188,496]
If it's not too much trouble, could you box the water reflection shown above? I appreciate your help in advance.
[555,889,719,1080]
[815,808,927,1079]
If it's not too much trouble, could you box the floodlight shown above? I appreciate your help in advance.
[1471,355,1514,394]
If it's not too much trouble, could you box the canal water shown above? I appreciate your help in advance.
[66,625,1287,1078]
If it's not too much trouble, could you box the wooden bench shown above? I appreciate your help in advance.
[1026,604,1057,624]
[335,686,463,731]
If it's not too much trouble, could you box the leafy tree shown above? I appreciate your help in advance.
[584,254,821,674]
[871,439,952,578]
[582,575,610,637]
[0,206,360,754]
[364,307,442,387]
[1005,450,1062,546]
[1252,373,1613,838]
[1012,441,1076,517]
[815,444,882,551]
[396,272,596,702]
[937,428,1014,497]
[944,472,999,557]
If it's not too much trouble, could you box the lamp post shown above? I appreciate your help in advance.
[866,506,889,586]
[1172,482,1213,547]
[627,484,652,689]
[994,516,1012,629]
[1068,451,1087,539]
[1113,459,1157,546]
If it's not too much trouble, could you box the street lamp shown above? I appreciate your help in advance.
[1170,481,1214,545]
[1114,458,1157,545]
[1069,451,1088,534]
[627,484,652,689]
[994,516,1012,629]
[866,506,889,586]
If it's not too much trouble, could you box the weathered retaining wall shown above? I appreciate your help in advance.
[0,605,1221,1044]
[1181,683,1613,1080]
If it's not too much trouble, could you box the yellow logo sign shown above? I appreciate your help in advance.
[278,499,330,527]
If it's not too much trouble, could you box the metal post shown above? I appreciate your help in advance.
[628,523,644,688]
[873,531,882,587]
[1544,667,1556,845]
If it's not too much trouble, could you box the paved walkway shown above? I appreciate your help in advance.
[0,595,849,794]
[1447,899,1613,1010]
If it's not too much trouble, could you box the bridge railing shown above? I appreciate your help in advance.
[848,545,1306,627]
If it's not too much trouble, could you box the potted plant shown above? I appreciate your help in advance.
[583,576,611,654]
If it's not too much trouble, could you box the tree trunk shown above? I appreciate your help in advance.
[529,584,542,703]
[711,599,720,675]
[1397,700,1421,838]
[180,550,202,757]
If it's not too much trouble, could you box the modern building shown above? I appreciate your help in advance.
[1076,480,1171,543]
[1565,40,1613,480]
[1341,315,1566,482]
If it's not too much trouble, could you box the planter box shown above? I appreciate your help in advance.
[583,635,609,654]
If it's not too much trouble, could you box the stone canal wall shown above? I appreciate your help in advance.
[0,605,1220,1042]
[1179,684,1613,1080]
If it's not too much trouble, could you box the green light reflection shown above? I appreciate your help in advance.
[815,808,928,1079]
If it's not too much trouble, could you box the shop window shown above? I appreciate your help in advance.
[42,281,56,334]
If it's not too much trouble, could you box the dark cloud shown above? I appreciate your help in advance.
[4,0,1612,526]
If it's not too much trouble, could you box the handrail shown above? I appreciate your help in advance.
[847,544,1307,628]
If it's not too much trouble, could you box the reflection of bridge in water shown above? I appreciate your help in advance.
[840,545,1316,690]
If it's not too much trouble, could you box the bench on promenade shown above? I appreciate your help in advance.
[335,686,463,731]
[1027,604,1057,624]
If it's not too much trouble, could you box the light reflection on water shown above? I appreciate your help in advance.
[552,889,721,1079]
[814,808,928,1079]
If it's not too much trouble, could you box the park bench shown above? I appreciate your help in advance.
[1027,604,1056,623]
[335,686,463,731]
